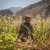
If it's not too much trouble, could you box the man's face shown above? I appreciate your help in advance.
[25,17,31,24]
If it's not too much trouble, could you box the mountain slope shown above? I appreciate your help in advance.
[0,9,13,16]
[9,7,22,13]
[16,0,50,18]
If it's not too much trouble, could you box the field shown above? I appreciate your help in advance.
[0,16,50,50]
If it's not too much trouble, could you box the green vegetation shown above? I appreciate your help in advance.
[0,17,50,50]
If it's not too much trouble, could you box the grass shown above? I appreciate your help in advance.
[0,16,50,50]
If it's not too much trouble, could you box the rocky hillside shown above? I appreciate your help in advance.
[9,7,22,13]
[0,9,13,16]
[16,0,50,18]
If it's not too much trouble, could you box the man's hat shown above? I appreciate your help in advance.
[25,15,31,19]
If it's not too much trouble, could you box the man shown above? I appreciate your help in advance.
[19,15,34,42]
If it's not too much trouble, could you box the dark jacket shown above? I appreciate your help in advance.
[19,23,34,42]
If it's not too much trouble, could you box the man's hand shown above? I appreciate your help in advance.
[32,33,35,37]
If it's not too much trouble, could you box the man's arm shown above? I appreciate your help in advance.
[18,25,23,38]
[30,25,35,41]
[30,33,35,41]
